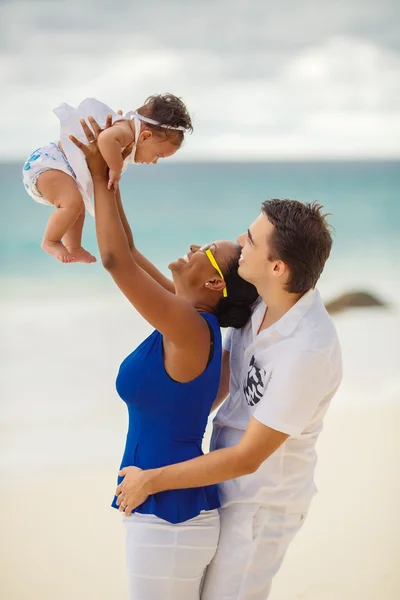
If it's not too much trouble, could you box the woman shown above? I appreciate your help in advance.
[70,118,258,600]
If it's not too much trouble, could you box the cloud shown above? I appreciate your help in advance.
[1,0,400,159]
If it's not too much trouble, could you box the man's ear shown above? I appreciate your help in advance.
[272,260,286,276]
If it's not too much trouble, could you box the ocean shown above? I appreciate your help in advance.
[1,160,399,480]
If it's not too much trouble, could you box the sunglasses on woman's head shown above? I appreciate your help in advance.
[199,245,228,298]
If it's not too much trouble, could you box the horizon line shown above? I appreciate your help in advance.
[1,156,400,165]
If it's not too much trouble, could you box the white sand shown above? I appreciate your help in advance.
[0,404,398,600]
[270,405,399,600]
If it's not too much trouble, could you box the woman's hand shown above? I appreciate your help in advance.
[115,466,152,516]
[69,116,109,180]
[69,114,134,181]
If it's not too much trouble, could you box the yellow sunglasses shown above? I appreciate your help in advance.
[204,247,228,298]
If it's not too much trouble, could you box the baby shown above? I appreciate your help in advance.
[22,95,192,263]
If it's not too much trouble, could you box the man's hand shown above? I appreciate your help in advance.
[115,466,152,516]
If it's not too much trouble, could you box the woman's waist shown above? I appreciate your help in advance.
[112,484,220,523]
[125,429,205,448]
[121,439,204,470]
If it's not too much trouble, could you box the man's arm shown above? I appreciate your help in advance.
[117,417,288,515]
[116,348,330,515]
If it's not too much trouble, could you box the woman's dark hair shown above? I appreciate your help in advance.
[137,94,193,147]
[215,246,259,328]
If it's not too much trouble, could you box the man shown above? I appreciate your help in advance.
[116,199,342,599]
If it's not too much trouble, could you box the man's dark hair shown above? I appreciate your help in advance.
[262,199,332,294]
[137,94,193,147]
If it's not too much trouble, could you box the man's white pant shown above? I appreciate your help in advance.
[124,510,220,600]
[201,503,309,600]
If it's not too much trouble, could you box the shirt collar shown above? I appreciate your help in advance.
[253,288,319,340]
[275,288,318,337]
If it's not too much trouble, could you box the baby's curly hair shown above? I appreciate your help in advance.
[137,94,193,146]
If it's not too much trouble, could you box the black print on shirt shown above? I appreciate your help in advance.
[243,355,267,406]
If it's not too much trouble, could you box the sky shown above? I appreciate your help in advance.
[1,0,400,160]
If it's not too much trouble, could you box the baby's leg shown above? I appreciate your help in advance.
[63,209,96,264]
[37,170,85,263]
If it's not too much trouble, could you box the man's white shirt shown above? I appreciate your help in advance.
[211,288,342,510]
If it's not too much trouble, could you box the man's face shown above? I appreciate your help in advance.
[236,214,284,287]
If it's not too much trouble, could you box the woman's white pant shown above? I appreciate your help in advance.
[124,510,220,600]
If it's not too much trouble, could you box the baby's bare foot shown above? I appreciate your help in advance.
[41,240,75,263]
[66,246,96,264]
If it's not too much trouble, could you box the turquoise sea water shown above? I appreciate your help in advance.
[1,160,399,301]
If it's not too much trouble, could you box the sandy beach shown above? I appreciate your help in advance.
[1,294,400,599]
[1,402,398,600]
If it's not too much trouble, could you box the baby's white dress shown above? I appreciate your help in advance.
[22,98,140,216]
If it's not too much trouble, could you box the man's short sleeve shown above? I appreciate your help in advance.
[253,349,330,436]
[222,328,233,352]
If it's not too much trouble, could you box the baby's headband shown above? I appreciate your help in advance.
[132,111,187,132]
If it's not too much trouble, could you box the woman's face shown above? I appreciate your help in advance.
[134,129,179,165]
[168,241,239,298]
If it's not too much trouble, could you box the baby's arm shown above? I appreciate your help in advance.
[97,121,134,189]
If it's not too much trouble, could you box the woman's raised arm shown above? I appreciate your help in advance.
[114,188,175,294]
[70,121,208,354]
[87,115,175,294]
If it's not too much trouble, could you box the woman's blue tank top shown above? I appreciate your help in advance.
[112,312,221,524]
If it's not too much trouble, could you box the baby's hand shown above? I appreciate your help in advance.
[108,169,121,191]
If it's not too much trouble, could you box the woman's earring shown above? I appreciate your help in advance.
[205,283,209,287]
